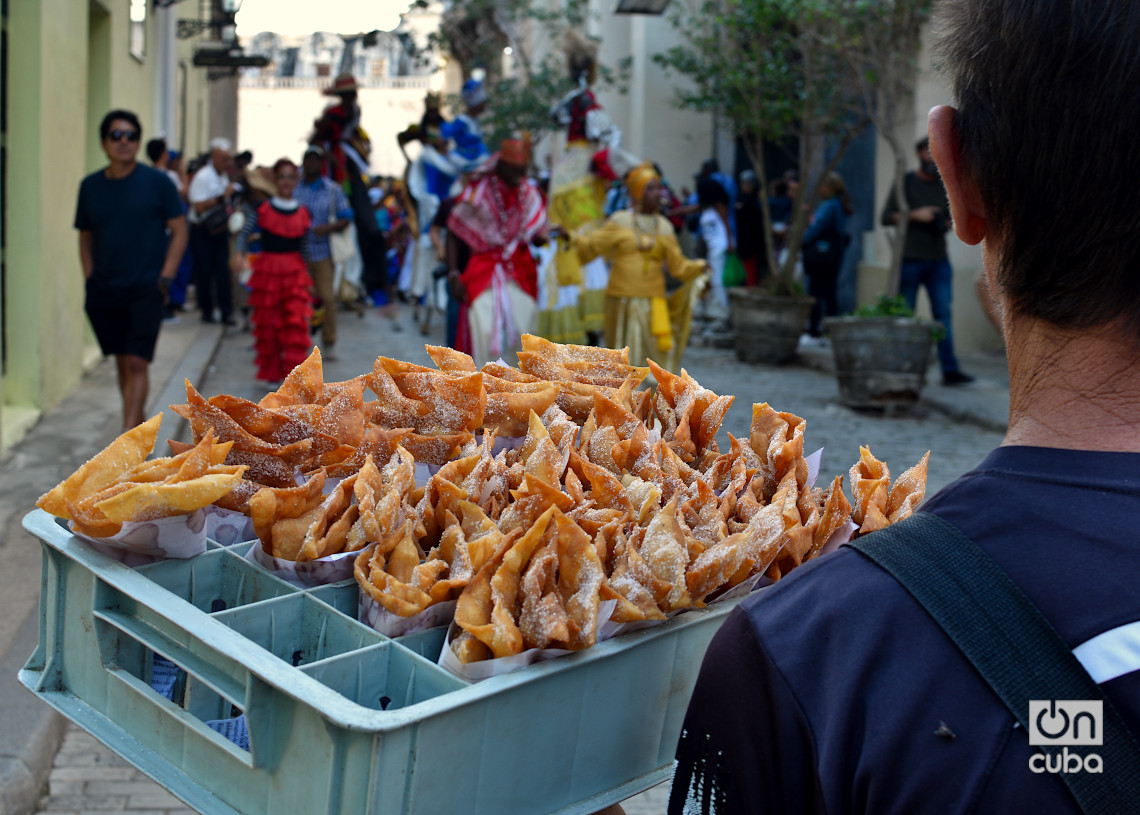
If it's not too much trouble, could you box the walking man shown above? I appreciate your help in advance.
[75,110,186,429]
[881,136,973,385]
[188,137,238,325]
[295,145,353,361]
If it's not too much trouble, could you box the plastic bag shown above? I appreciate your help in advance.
[723,251,746,287]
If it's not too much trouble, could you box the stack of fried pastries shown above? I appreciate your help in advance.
[141,338,930,664]
[37,414,246,537]
[346,348,929,664]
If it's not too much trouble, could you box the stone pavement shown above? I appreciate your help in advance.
[2,300,1009,815]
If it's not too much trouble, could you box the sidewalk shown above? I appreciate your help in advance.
[0,316,221,815]
[0,305,1011,815]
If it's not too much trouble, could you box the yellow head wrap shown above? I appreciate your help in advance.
[626,163,660,209]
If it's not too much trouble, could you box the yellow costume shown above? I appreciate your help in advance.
[538,143,606,344]
[574,208,706,370]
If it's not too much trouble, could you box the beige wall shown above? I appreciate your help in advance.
[587,9,714,188]
[862,24,1002,354]
[3,0,211,450]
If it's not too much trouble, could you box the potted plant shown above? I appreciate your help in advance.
[656,0,885,364]
[815,0,937,406]
[827,296,935,408]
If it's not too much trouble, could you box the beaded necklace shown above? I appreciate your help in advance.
[631,210,659,253]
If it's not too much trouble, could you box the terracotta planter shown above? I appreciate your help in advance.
[825,316,934,408]
[728,289,815,365]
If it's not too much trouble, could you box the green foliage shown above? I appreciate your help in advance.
[853,295,914,319]
[654,0,931,297]
[427,0,629,151]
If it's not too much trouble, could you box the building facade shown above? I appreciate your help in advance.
[2,0,213,453]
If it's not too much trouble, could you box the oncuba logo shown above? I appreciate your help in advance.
[1028,700,1103,774]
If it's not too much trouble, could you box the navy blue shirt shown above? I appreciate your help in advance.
[74,164,184,290]
[670,446,1140,814]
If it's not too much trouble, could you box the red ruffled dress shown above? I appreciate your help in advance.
[248,200,313,382]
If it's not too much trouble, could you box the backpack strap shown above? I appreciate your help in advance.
[848,512,1140,815]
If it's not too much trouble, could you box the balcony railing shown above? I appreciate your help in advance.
[238,75,433,90]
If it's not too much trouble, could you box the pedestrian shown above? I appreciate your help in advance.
[446,138,547,367]
[403,112,461,335]
[669,1,1140,813]
[441,78,490,173]
[881,135,973,385]
[145,136,192,319]
[697,176,732,320]
[801,171,852,338]
[234,159,314,385]
[295,145,353,361]
[430,193,469,351]
[145,137,183,193]
[74,109,187,429]
[561,163,709,371]
[187,136,238,325]
[339,127,394,328]
[735,169,766,287]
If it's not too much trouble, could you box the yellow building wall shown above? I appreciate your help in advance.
[4,0,181,449]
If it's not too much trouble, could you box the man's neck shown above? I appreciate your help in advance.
[1005,316,1140,451]
[105,159,137,180]
[303,173,320,184]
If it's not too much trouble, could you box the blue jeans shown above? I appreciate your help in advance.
[899,258,959,374]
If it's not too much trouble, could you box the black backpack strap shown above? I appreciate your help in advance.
[848,511,1140,815]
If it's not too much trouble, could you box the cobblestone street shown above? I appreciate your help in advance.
[33,302,1005,815]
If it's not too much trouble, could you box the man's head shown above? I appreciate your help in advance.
[933,0,1140,336]
[302,146,324,180]
[235,150,253,172]
[209,137,232,174]
[496,139,530,188]
[739,169,759,195]
[99,109,142,165]
[915,136,938,181]
[325,72,358,106]
[145,137,168,166]
[462,79,487,117]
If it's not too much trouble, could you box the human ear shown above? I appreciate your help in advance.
[928,105,987,246]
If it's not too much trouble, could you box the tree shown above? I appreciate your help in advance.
[822,0,932,296]
[428,0,628,152]
[655,0,929,297]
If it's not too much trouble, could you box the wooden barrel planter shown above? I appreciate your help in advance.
[825,316,934,408]
[728,289,815,365]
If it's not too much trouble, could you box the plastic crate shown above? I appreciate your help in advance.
[19,509,740,815]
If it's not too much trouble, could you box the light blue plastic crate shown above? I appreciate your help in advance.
[19,508,740,815]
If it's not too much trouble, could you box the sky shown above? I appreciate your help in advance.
[235,0,407,37]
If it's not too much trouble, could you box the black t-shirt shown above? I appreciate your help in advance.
[880,170,951,262]
[670,446,1140,814]
[736,194,766,261]
[75,163,184,290]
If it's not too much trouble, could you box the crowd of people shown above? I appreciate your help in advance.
[76,45,985,429]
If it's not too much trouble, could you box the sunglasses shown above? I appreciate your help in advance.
[108,129,140,143]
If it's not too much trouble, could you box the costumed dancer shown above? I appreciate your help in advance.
[446,139,548,367]
[310,73,360,185]
[561,163,708,371]
[400,97,463,334]
[542,30,623,346]
[441,79,491,173]
[236,159,314,384]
